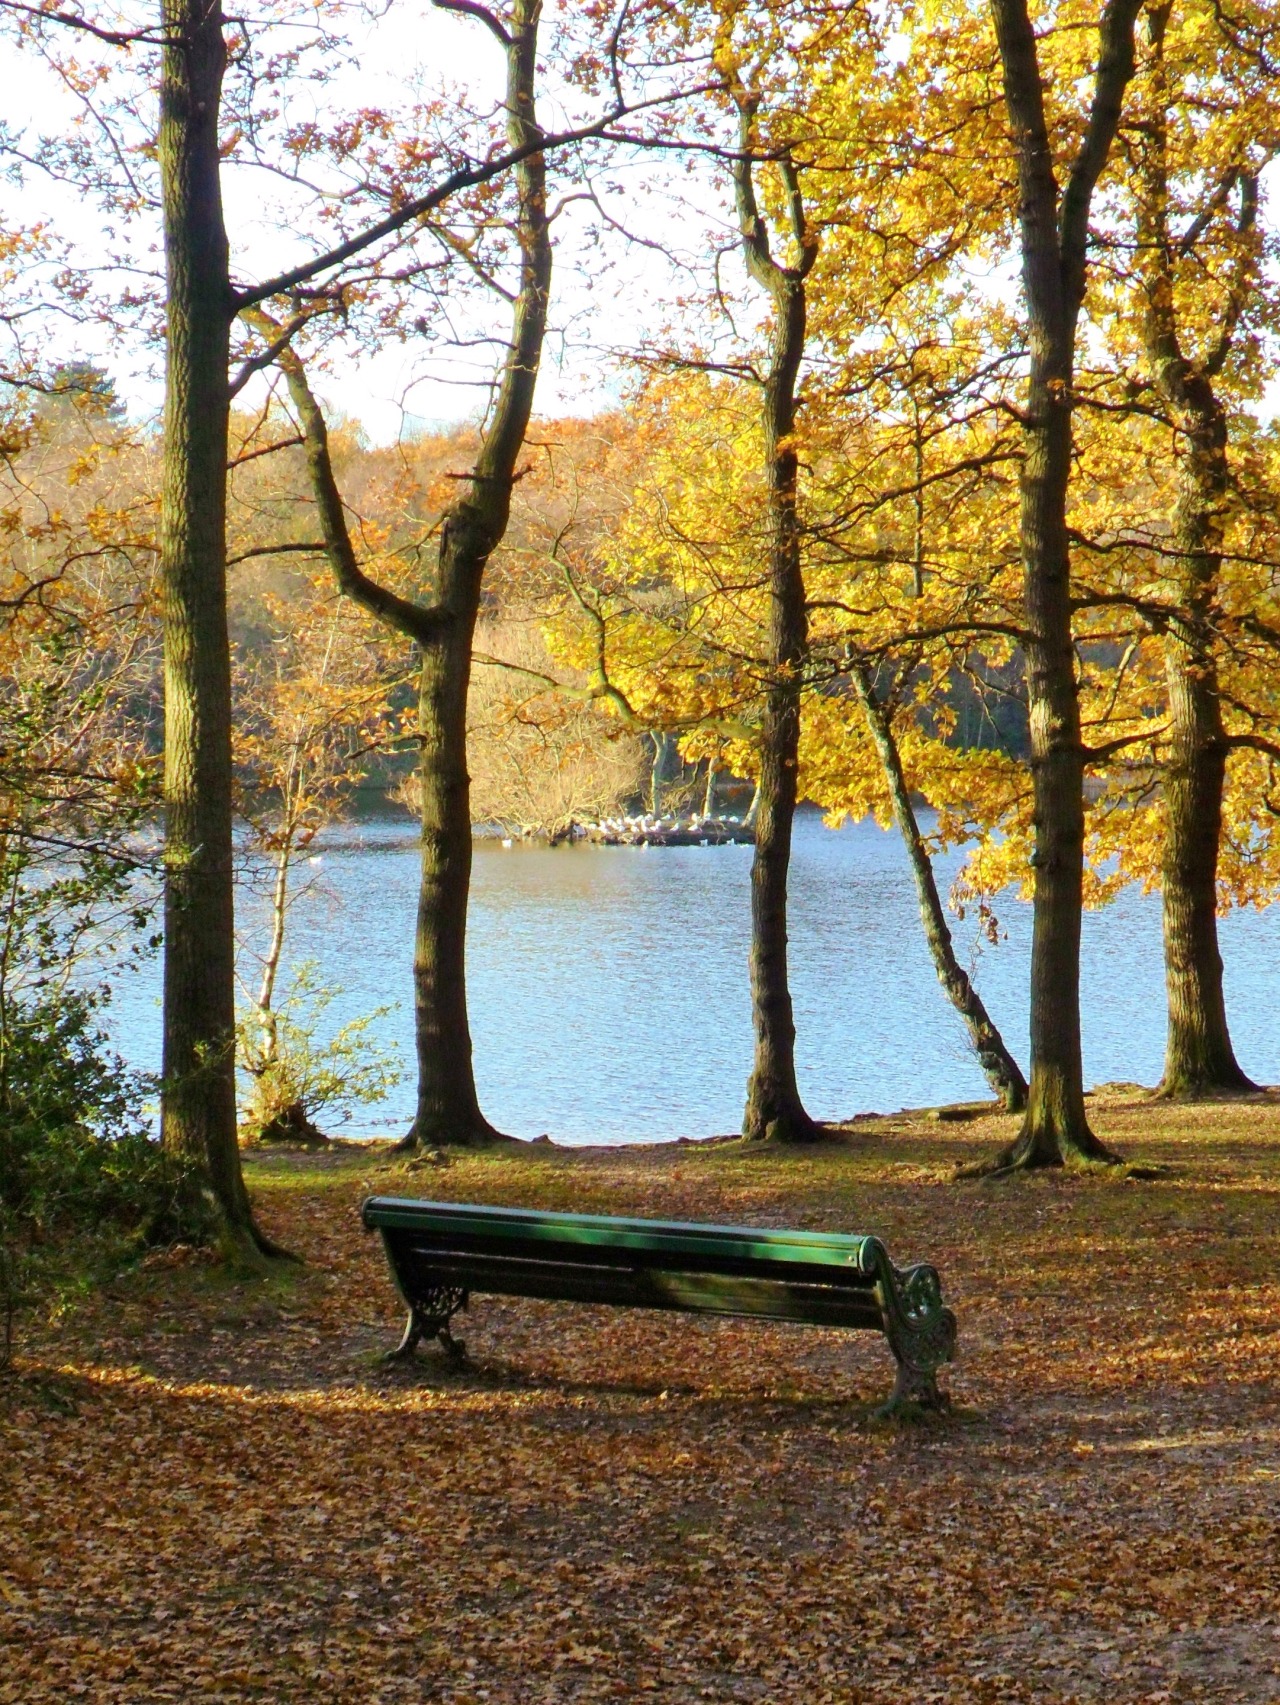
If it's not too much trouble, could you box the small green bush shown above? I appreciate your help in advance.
[237,961,403,1145]
[0,989,216,1360]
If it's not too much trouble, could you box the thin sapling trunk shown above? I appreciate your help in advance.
[853,664,1028,1111]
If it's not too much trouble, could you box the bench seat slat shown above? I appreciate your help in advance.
[393,1240,887,1328]
[388,1227,879,1288]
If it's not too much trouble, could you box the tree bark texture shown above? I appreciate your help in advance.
[411,1,550,1145]
[279,0,549,1145]
[731,114,821,1144]
[158,0,265,1241]
[987,0,1142,1167]
[853,666,1028,1111]
[1137,5,1255,1097]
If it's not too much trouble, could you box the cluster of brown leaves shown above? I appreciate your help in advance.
[3,1098,1279,1703]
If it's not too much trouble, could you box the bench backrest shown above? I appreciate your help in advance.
[362,1196,882,1284]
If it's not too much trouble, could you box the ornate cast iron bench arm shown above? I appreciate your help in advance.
[362,1196,957,1412]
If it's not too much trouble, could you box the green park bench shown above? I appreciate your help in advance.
[363,1196,957,1410]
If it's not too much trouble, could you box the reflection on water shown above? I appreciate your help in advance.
[106,810,1279,1143]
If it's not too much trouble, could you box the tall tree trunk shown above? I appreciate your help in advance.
[729,103,821,1143]
[409,513,503,1147]
[158,0,276,1248]
[1157,406,1254,1094]
[274,0,550,1146]
[1136,4,1255,1098]
[984,0,1141,1169]
[408,0,549,1146]
[1012,337,1104,1163]
[852,665,1028,1111]
[1158,620,1251,1094]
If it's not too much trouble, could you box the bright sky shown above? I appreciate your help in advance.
[1,0,730,443]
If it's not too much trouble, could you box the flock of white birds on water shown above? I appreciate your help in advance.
[498,815,754,849]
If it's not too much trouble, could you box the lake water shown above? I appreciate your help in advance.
[106,810,1280,1143]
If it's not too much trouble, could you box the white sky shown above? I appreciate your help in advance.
[1,0,732,443]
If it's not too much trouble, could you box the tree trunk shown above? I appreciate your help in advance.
[255,840,292,1055]
[744,620,816,1142]
[158,0,277,1248]
[702,757,718,818]
[649,731,674,817]
[1156,409,1254,1094]
[1009,361,1110,1165]
[853,665,1028,1111]
[1159,628,1252,1094]
[730,114,821,1144]
[982,0,1141,1170]
[410,515,503,1146]
[1135,5,1255,1098]
[407,1,548,1147]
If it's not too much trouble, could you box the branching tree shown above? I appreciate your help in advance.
[979,0,1144,1169]
[274,0,552,1146]
[5,0,679,1199]
[1124,0,1273,1096]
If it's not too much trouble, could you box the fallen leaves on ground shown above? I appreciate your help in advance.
[3,1092,1279,1703]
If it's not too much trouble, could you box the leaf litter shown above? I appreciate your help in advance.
[2,1093,1279,1703]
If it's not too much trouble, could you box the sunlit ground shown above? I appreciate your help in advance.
[4,1093,1279,1703]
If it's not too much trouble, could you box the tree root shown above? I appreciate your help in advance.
[217,1218,299,1270]
[1152,1072,1262,1101]
[250,1222,301,1262]
[249,1102,329,1148]
[393,1115,517,1153]
[744,1109,830,1145]
[956,1128,1124,1179]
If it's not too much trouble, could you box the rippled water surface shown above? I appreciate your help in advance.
[107,811,1280,1142]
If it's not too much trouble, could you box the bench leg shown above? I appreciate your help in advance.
[877,1356,946,1417]
[383,1309,425,1363]
[871,1255,956,1416]
[383,1287,469,1365]
[437,1320,467,1366]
